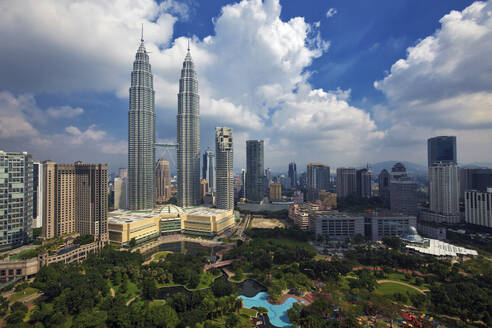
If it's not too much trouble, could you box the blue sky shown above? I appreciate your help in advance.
[0,0,490,174]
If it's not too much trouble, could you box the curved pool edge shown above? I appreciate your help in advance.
[239,292,298,327]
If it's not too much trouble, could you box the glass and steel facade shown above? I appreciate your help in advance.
[202,148,215,193]
[177,49,201,207]
[128,38,155,210]
[215,127,233,210]
[0,151,33,250]
[288,162,297,189]
[245,140,264,202]
[427,136,457,167]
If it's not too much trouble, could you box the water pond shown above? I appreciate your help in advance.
[153,241,223,256]
[239,292,298,327]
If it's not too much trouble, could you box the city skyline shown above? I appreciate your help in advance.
[0,0,491,173]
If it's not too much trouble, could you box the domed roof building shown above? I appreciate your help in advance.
[402,226,425,244]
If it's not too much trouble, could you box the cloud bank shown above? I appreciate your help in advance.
[374,1,492,164]
[0,0,491,172]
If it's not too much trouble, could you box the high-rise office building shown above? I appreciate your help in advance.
[215,127,234,210]
[240,169,246,199]
[42,161,108,240]
[269,183,282,201]
[388,163,417,215]
[202,148,215,193]
[128,32,155,210]
[465,189,492,228]
[265,168,271,182]
[356,168,372,199]
[378,169,390,206]
[0,151,33,249]
[156,158,172,203]
[391,162,407,179]
[200,179,208,201]
[307,163,331,190]
[390,177,418,215]
[288,162,297,189]
[75,163,108,239]
[429,162,460,222]
[177,45,200,208]
[119,168,128,179]
[33,162,43,229]
[264,168,272,194]
[307,163,330,201]
[459,168,492,200]
[427,136,457,167]
[43,161,74,239]
[278,175,291,191]
[336,168,356,199]
[246,140,264,202]
[114,177,127,210]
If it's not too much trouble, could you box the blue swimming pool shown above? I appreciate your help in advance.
[239,292,298,327]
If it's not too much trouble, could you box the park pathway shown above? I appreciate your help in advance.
[126,297,136,306]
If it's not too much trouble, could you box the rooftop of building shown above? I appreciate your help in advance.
[406,238,477,257]
[402,226,477,257]
[466,188,492,194]
[108,204,184,224]
[314,212,362,218]
[363,210,416,218]
[0,150,29,155]
[183,207,233,217]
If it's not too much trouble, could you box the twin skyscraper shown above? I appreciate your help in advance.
[127,33,233,210]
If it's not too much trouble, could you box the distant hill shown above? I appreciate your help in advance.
[366,161,428,177]
[461,162,492,169]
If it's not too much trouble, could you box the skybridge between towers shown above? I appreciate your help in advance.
[155,143,177,168]
[155,143,177,150]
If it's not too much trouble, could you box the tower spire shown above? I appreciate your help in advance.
[187,38,190,52]
[141,23,144,42]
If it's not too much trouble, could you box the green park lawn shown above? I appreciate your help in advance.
[151,251,172,263]
[272,238,314,250]
[156,281,182,288]
[195,270,222,290]
[110,280,140,301]
[9,287,39,303]
[386,272,433,290]
[156,270,221,290]
[240,308,257,317]
[150,299,166,306]
[375,282,420,297]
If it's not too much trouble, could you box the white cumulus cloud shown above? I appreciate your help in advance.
[373,1,492,164]
[326,8,337,18]
[0,0,385,170]
[47,106,84,119]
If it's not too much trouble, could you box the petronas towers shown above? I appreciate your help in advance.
[177,46,201,207]
[128,34,201,209]
[128,34,155,210]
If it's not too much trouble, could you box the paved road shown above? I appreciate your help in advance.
[236,214,251,241]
